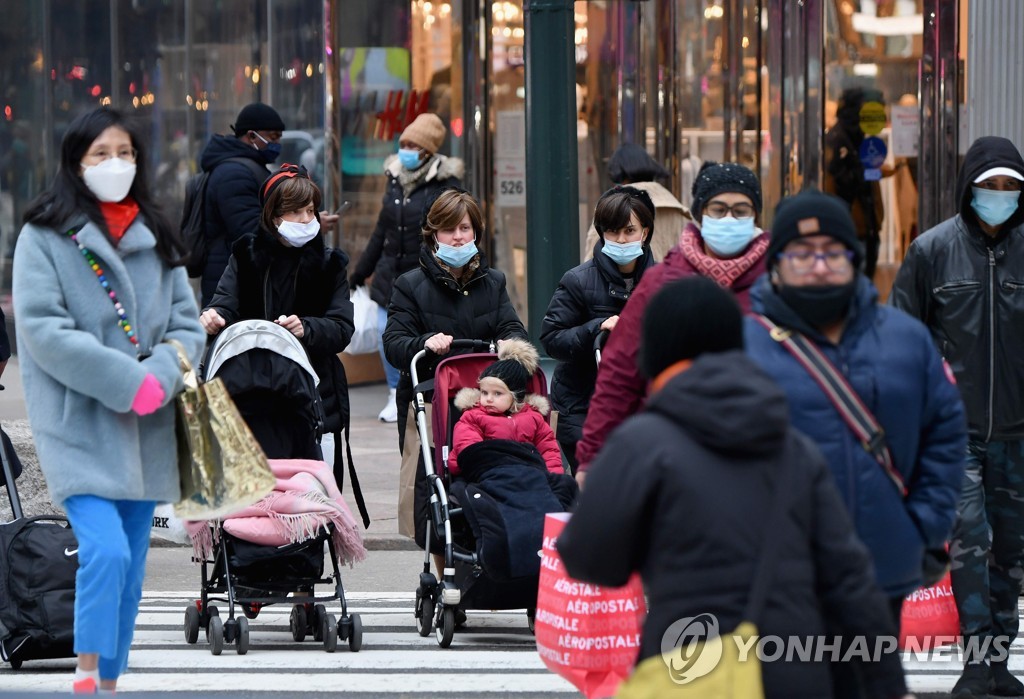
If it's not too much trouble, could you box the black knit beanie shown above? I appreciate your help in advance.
[639,277,744,380]
[478,339,540,402]
[766,189,863,270]
[690,161,763,219]
[231,102,286,136]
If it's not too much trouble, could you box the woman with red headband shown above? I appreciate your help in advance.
[200,164,355,473]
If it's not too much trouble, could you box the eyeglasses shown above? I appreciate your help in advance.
[777,249,855,273]
[84,147,137,164]
[704,201,756,219]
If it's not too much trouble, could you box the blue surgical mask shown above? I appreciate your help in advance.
[601,240,644,266]
[398,148,424,170]
[971,187,1020,227]
[700,216,757,257]
[436,240,478,268]
[252,132,281,164]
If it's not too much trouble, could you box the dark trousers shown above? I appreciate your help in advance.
[830,596,905,699]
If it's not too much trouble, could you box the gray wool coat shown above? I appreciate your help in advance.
[12,215,205,506]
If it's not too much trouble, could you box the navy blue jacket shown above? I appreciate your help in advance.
[198,135,271,305]
[745,275,967,596]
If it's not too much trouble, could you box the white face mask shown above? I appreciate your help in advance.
[277,218,320,247]
[81,158,136,203]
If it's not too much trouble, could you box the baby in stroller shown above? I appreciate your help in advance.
[413,340,576,647]
[448,339,563,474]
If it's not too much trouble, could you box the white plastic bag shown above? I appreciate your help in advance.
[151,503,190,544]
[345,286,380,355]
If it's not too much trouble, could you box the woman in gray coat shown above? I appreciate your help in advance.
[12,107,205,694]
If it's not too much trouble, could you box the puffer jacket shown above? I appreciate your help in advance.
[383,247,527,445]
[539,239,655,450]
[745,275,967,596]
[206,227,354,435]
[351,154,464,308]
[449,389,562,474]
[198,134,271,304]
[890,136,1024,441]
[557,351,907,699]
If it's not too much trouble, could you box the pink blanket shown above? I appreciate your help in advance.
[185,459,366,567]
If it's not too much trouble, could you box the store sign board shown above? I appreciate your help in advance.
[495,158,527,207]
[859,101,886,136]
[891,105,919,157]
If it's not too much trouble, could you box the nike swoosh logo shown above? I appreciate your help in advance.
[64,548,78,557]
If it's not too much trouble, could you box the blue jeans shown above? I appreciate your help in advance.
[950,439,1024,660]
[63,495,155,681]
[378,305,400,389]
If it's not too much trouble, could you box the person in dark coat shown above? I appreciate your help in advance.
[557,277,909,699]
[197,102,285,306]
[200,165,354,482]
[540,185,656,474]
[574,161,768,480]
[890,136,1024,698]
[745,189,966,698]
[382,188,527,452]
[350,113,465,424]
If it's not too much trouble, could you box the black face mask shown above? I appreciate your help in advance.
[778,281,857,328]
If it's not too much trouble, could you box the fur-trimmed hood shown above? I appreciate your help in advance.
[385,153,466,196]
[454,387,551,416]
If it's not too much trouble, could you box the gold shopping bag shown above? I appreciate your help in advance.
[168,340,275,521]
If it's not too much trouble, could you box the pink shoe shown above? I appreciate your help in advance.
[72,676,98,694]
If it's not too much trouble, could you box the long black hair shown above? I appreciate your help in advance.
[23,107,188,266]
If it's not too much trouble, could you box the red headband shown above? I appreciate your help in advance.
[260,163,309,204]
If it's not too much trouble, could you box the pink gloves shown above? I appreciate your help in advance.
[131,374,165,416]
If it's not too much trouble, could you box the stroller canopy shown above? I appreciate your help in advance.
[205,319,319,386]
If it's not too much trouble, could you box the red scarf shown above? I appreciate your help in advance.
[98,198,140,244]
[679,226,768,289]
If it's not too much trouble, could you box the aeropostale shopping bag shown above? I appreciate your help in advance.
[898,571,960,651]
[535,512,646,698]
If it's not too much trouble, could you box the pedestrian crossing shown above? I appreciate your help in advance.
[3,590,1024,696]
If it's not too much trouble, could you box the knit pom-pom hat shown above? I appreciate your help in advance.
[478,339,540,402]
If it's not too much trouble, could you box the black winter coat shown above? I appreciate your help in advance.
[557,351,907,699]
[383,246,527,445]
[206,228,355,435]
[539,240,654,447]
[198,135,272,305]
[891,136,1024,441]
[351,154,464,308]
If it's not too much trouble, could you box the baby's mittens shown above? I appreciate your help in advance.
[131,373,166,416]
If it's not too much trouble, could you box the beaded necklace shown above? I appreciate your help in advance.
[65,228,140,354]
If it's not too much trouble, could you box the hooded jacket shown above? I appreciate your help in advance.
[449,389,562,474]
[198,134,272,304]
[890,136,1024,441]
[351,154,464,308]
[557,351,907,699]
[539,239,655,450]
[575,232,767,470]
[746,275,967,596]
[206,227,354,435]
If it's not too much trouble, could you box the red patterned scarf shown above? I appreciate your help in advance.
[98,198,140,244]
[679,227,768,289]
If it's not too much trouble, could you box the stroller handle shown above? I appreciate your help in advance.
[594,329,610,366]
[410,339,496,389]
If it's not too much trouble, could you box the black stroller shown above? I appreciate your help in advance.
[182,320,362,655]
[408,340,576,648]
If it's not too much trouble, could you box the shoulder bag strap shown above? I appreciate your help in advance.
[753,314,906,497]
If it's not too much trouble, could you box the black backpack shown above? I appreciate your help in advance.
[0,515,78,667]
[180,156,268,278]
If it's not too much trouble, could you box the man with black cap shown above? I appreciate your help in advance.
[196,102,286,305]
[891,136,1024,698]
[745,188,966,699]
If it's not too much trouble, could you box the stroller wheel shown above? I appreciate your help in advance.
[348,613,363,652]
[208,616,224,656]
[414,593,432,637]
[236,616,249,655]
[312,604,327,642]
[289,604,308,642]
[322,613,338,653]
[184,604,200,644]
[436,607,455,648]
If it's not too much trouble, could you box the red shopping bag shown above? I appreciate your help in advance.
[535,512,647,699]
[898,571,960,651]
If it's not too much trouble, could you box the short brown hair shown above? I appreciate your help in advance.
[593,190,654,238]
[422,189,484,244]
[261,176,322,233]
